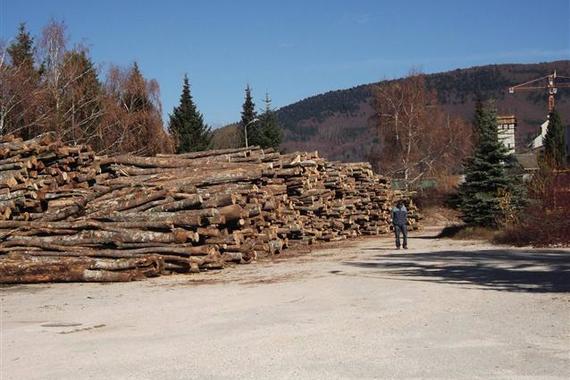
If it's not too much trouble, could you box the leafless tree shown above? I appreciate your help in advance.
[101,64,173,155]
[2,20,174,155]
[373,71,472,189]
[0,40,9,133]
[38,20,68,133]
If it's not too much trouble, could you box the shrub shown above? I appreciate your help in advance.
[495,169,570,247]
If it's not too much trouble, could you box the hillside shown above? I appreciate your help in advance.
[214,61,570,161]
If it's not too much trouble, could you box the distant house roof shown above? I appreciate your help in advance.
[515,153,539,171]
[497,115,516,124]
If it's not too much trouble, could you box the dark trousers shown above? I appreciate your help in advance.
[394,224,408,248]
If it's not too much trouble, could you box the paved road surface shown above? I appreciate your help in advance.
[2,227,569,379]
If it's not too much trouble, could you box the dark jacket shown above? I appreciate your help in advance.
[392,205,408,226]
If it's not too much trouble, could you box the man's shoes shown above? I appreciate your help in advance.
[396,246,401,250]
[403,246,408,249]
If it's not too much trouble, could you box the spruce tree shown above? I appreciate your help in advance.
[5,23,40,138]
[542,110,566,168]
[124,62,151,112]
[257,93,282,149]
[60,50,102,147]
[240,85,257,147]
[168,75,211,153]
[7,23,35,69]
[458,101,525,227]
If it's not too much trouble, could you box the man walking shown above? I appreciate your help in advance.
[392,201,408,249]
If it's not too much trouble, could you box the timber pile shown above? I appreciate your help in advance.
[0,133,96,221]
[0,138,420,283]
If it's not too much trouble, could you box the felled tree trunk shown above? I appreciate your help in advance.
[0,255,163,283]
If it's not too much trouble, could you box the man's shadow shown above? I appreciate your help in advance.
[344,248,570,293]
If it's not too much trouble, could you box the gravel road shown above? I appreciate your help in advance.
[2,227,569,379]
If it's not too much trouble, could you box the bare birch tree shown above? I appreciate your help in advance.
[373,72,472,189]
[39,19,68,134]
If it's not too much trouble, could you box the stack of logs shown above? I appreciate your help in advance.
[0,136,421,283]
[0,133,96,221]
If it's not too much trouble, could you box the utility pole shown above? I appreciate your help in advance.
[244,118,259,148]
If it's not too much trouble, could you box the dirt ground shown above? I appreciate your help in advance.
[1,226,569,379]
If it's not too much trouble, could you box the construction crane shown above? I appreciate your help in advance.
[508,71,570,113]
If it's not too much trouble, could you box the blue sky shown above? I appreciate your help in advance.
[1,0,569,126]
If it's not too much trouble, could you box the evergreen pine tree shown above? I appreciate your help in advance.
[124,62,152,112]
[5,23,40,139]
[257,92,282,149]
[168,75,211,153]
[458,101,525,227]
[240,85,257,147]
[60,50,103,147]
[542,110,566,168]
[7,23,35,69]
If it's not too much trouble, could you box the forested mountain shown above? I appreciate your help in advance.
[271,60,570,161]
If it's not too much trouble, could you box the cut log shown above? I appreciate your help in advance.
[146,195,202,212]
[0,255,162,283]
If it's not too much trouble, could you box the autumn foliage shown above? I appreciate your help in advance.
[496,169,570,246]
[371,72,472,189]
[0,21,173,155]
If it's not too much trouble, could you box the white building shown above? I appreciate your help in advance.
[531,118,570,163]
[531,119,549,150]
[497,115,516,154]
